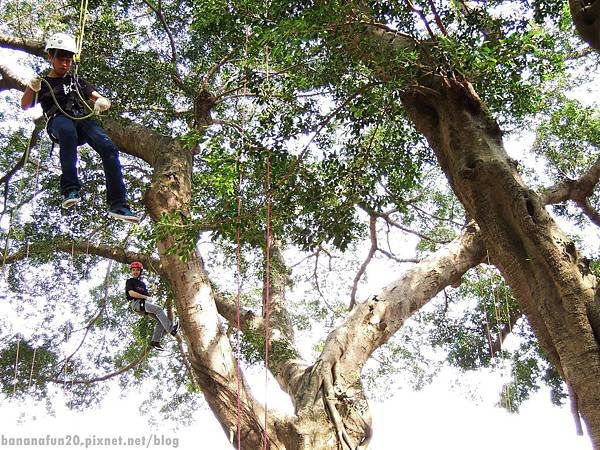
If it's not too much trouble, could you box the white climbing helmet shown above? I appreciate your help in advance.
[45,32,77,54]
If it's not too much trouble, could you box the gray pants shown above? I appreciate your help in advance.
[130,299,172,343]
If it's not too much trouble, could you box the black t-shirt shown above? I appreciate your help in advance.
[34,74,95,118]
[125,277,149,301]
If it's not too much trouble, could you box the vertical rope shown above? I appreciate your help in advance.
[262,0,271,443]
[235,160,244,448]
[234,103,246,450]
[2,211,14,276]
[75,0,90,61]
[232,22,254,450]
[13,337,20,395]
[21,94,35,168]
[28,347,37,389]
[263,154,271,450]
[235,187,243,450]
[503,284,513,333]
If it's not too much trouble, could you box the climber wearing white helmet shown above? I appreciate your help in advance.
[20,32,139,224]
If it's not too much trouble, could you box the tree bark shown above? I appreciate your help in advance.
[569,0,600,52]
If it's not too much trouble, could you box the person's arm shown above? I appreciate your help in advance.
[21,77,42,110]
[126,279,151,300]
[21,87,36,110]
[127,289,150,300]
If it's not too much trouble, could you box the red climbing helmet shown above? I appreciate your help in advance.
[130,261,143,270]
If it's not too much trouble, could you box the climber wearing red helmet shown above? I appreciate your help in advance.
[125,261,178,350]
[130,261,143,270]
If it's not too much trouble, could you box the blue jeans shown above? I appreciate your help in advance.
[48,115,128,209]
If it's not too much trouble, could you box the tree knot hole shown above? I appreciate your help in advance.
[524,195,536,222]
[460,159,479,179]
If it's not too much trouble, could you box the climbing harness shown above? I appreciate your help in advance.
[137,298,147,315]
[39,72,96,152]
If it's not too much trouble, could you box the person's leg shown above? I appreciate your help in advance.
[143,300,172,340]
[48,116,81,196]
[77,119,127,209]
[151,320,166,344]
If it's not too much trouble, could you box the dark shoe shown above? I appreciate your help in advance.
[62,191,81,209]
[170,321,179,337]
[149,341,164,351]
[108,205,140,224]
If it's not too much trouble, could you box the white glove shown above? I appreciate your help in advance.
[94,97,111,113]
[29,77,42,92]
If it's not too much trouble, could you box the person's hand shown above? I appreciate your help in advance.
[29,77,42,92]
[94,97,111,113]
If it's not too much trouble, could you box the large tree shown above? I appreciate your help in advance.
[1,1,599,449]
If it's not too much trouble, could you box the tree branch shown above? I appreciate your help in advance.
[52,261,115,378]
[0,62,27,91]
[0,34,45,56]
[101,117,172,167]
[542,154,600,226]
[542,154,600,205]
[363,204,452,243]
[287,223,485,406]
[141,0,185,89]
[579,198,600,227]
[569,0,600,52]
[46,347,149,385]
[2,236,165,277]
[425,0,448,36]
[0,118,45,215]
[404,0,437,40]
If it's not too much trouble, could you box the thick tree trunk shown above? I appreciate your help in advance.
[143,143,284,449]
[400,78,600,447]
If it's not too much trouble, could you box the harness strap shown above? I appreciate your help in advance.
[44,111,60,144]
[139,299,148,316]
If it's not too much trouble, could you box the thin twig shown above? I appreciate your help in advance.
[141,0,185,89]
[425,0,448,36]
[404,0,436,39]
